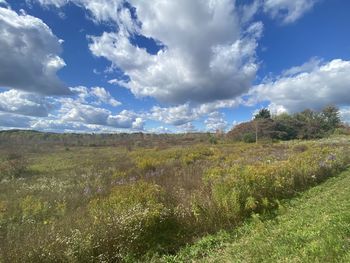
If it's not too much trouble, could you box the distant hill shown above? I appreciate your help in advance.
[0,129,213,148]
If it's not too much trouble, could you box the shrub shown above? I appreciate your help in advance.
[88,181,181,260]
[195,146,349,232]
[19,196,67,223]
[136,157,160,172]
[0,153,28,179]
[243,132,256,143]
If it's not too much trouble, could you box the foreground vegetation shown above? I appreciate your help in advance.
[1,131,350,262]
[161,168,350,262]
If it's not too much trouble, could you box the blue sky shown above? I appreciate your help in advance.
[1,0,350,133]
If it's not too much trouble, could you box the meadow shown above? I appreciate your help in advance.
[1,131,350,262]
[159,167,350,262]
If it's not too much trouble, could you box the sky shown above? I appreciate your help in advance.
[0,0,350,133]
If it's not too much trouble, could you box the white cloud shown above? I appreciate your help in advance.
[0,7,69,95]
[340,107,350,124]
[60,100,111,125]
[150,104,198,126]
[263,0,318,24]
[58,97,143,130]
[267,103,288,116]
[0,89,53,117]
[281,57,323,77]
[0,85,139,131]
[69,86,121,107]
[90,87,121,107]
[149,97,241,127]
[69,86,90,102]
[108,78,129,87]
[147,126,172,134]
[240,0,261,24]
[29,0,261,131]
[33,0,68,8]
[31,119,90,132]
[29,118,137,133]
[178,123,197,133]
[33,0,134,29]
[107,110,144,130]
[196,99,241,116]
[250,59,350,113]
[84,0,261,104]
[205,111,228,131]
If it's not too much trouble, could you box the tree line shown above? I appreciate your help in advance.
[228,106,349,142]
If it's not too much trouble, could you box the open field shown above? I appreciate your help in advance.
[1,132,350,262]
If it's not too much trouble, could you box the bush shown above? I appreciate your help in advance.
[136,157,160,172]
[195,146,349,232]
[88,181,181,260]
[0,153,28,179]
[243,133,256,143]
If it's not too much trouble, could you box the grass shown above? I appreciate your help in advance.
[160,168,350,263]
[1,135,350,261]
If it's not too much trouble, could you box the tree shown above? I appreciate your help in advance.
[254,108,271,120]
[272,113,299,140]
[321,105,341,132]
[253,108,271,143]
[229,105,344,142]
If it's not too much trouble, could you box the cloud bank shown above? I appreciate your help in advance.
[250,59,350,113]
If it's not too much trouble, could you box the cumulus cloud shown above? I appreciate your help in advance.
[29,0,264,130]
[32,0,68,8]
[249,59,350,113]
[58,97,143,130]
[31,119,91,132]
[281,57,323,77]
[108,110,144,130]
[60,100,110,125]
[0,89,53,117]
[69,86,121,107]
[178,123,197,133]
[0,7,69,95]
[340,108,350,124]
[149,97,241,127]
[90,87,121,107]
[33,0,136,30]
[30,118,138,133]
[0,85,139,131]
[69,86,90,102]
[263,0,318,24]
[205,112,228,131]
[150,104,198,126]
[267,103,288,116]
[36,0,261,104]
[147,126,172,134]
[87,0,261,104]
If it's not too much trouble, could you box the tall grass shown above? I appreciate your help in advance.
[1,137,350,262]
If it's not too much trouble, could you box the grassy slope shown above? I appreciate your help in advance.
[160,168,350,263]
